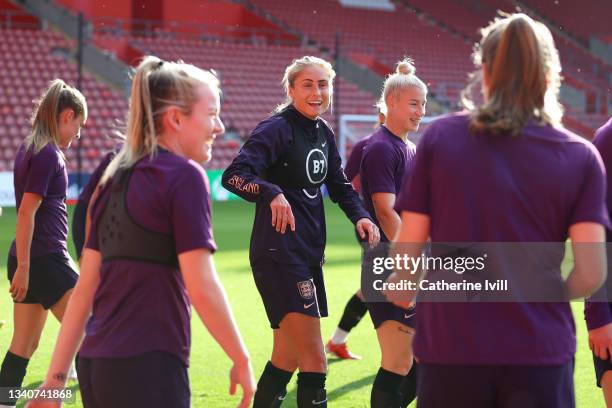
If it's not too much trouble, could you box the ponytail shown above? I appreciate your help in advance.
[26,79,87,153]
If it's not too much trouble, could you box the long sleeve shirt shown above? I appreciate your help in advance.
[222,105,370,266]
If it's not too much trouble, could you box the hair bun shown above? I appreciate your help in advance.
[396,58,416,75]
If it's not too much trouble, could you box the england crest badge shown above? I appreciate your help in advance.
[297,280,314,300]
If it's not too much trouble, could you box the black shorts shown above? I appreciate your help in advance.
[361,243,416,329]
[367,302,416,329]
[252,261,328,329]
[593,352,612,387]
[7,253,78,310]
[77,351,189,408]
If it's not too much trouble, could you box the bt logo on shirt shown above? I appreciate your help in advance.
[306,149,327,184]
[313,160,325,174]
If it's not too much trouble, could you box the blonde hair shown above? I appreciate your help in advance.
[275,56,336,113]
[375,99,387,126]
[375,98,388,117]
[381,58,427,104]
[102,56,220,183]
[26,79,87,154]
[463,13,563,136]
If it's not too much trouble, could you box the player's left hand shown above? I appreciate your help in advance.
[589,322,612,363]
[383,271,417,310]
[356,218,380,246]
[23,381,63,408]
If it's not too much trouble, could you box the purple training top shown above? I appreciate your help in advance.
[344,136,370,182]
[396,112,609,365]
[78,144,122,205]
[360,126,416,242]
[10,143,69,258]
[80,150,217,366]
[585,116,612,330]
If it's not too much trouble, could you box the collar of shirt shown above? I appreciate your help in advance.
[381,125,407,146]
[285,105,320,134]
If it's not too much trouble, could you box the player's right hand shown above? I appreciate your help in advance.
[270,193,295,234]
[589,322,612,363]
[229,359,256,408]
[10,263,29,302]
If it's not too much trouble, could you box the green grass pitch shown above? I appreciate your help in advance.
[0,200,605,407]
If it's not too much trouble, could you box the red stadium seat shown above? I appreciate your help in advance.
[0,27,128,172]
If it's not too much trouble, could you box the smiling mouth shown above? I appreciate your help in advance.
[308,101,323,107]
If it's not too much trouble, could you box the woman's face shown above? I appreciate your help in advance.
[387,86,427,133]
[58,109,85,149]
[289,65,331,120]
[177,83,225,164]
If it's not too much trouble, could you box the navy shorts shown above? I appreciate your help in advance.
[77,351,189,408]
[252,262,328,329]
[417,361,575,408]
[7,253,78,310]
[593,353,612,387]
[361,243,416,329]
[367,302,416,329]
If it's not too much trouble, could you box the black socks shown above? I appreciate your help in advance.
[253,361,294,408]
[371,367,404,408]
[338,294,368,332]
[253,363,327,407]
[400,360,418,407]
[0,351,29,405]
[371,362,419,408]
[297,371,327,407]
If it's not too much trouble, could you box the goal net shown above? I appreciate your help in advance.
[338,114,438,164]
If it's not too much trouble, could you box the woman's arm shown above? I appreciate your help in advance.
[221,119,288,204]
[566,222,606,299]
[372,192,401,241]
[384,211,430,308]
[11,192,42,302]
[222,119,295,233]
[324,133,379,245]
[179,248,255,408]
[323,130,372,224]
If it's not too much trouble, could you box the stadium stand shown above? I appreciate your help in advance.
[0,0,609,173]
[131,38,376,125]
[0,25,128,172]
[519,0,609,44]
[401,0,609,88]
[247,0,475,105]
[397,0,610,131]
[247,0,609,136]
[126,37,380,168]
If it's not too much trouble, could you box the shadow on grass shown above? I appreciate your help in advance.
[16,381,80,408]
[326,357,361,366]
[284,373,375,405]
